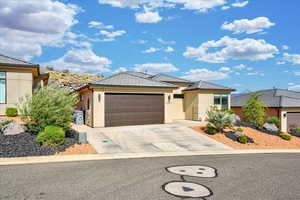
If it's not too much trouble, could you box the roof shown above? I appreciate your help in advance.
[151,74,191,83]
[184,80,235,91]
[231,89,300,108]
[0,54,38,67]
[90,72,178,88]
[126,72,152,79]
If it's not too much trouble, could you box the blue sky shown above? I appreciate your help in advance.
[1,0,300,93]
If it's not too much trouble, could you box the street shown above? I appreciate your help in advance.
[1,154,300,200]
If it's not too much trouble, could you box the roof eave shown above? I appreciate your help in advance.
[183,88,236,92]
[89,83,178,89]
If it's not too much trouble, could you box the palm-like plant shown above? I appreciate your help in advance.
[206,106,234,133]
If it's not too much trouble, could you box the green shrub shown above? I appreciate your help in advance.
[236,127,244,132]
[266,116,281,127]
[294,126,300,134]
[225,109,235,115]
[206,106,234,133]
[242,93,266,128]
[205,124,219,135]
[238,135,248,144]
[279,133,292,141]
[0,120,12,127]
[6,107,18,117]
[18,84,78,133]
[36,126,65,147]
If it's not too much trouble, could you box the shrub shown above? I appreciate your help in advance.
[242,93,266,129]
[236,127,244,132]
[238,135,248,144]
[18,84,78,133]
[206,106,234,133]
[294,126,300,134]
[205,124,219,135]
[36,126,65,147]
[266,116,281,127]
[6,107,18,117]
[279,133,292,141]
[225,109,235,115]
[0,120,12,127]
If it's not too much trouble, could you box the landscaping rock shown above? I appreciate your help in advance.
[2,121,25,136]
[0,118,10,124]
[263,123,279,133]
[225,131,255,143]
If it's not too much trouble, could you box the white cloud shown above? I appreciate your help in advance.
[183,36,278,63]
[288,83,295,86]
[283,53,300,65]
[231,1,248,7]
[142,47,160,53]
[88,21,114,29]
[234,64,246,70]
[181,68,229,81]
[221,6,230,10]
[164,46,174,52]
[282,45,289,50]
[157,38,176,45]
[99,0,227,12]
[134,39,148,44]
[247,72,264,76]
[219,67,231,72]
[98,30,126,41]
[288,84,300,91]
[135,10,162,23]
[294,72,300,76]
[222,17,275,34]
[133,63,178,73]
[0,0,80,60]
[44,48,112,73]
[113,67,128,74]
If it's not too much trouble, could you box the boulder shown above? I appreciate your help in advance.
[263,123,279,133]
[2,121,26,136]
[0,118,10,124]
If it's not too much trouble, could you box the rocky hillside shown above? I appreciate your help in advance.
[41,68,104,91]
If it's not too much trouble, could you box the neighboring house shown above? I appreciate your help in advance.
[0,54,49,115]
[231,89,300,132]
[77,72,235,127]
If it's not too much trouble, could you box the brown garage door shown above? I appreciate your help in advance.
[287,112,300,130]
[105,93,164,127]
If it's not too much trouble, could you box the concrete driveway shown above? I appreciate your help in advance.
[86,121,231,154]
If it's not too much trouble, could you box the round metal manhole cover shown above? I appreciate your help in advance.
[166,165,217,178]
[163,181,212,198]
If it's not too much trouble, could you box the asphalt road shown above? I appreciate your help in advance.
[1,154,300,200]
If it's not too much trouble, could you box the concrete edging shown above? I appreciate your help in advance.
[1,150,300,166]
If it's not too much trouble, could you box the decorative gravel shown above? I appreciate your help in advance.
[0,132,78,158]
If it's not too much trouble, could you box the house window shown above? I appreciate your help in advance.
[214,94,228,106]
[174,94,184,99]
[0,72,6,104]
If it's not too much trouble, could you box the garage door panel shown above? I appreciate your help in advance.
[105,93,164,127]
[287,112,300,130]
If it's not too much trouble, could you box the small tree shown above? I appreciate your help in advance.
[242,93,266,128]
[18,84,78,132]
[206,106,234,133]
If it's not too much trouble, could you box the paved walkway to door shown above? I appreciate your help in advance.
[80,121,232,154]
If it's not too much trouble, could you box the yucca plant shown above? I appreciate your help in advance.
[206,106,234,133]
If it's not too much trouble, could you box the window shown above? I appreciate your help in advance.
[0,72,6,104]
[214,94,228,106]
[174,94,184,99]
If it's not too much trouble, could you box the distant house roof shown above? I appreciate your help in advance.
[184,81,235,91]
[90,72,178,88]
[151,74,191,83]
[231,89,300,108]
[0,54,38,67]
[126,72,152,79]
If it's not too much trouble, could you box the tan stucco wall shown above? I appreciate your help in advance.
[0,70,33,115]
[183,90,232,121]
[77,89,93,127]
[89,87,175,127]
[169,82,188,120]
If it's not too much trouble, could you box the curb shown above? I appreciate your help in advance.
[1,150,300,166]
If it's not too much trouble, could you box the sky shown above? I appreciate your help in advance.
[0,0,300,93]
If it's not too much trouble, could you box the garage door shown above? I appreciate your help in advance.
[287,112,300,130]
[105,93,164,127]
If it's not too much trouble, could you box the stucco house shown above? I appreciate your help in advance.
[0,54,49,115]
[77,72,235,127]
[231,89,300,132]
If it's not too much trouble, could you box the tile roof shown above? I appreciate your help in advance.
[0,54,38,67]
[151,74,191,83]
[231,89,300,108]
[184,81,235,91]
[90,72,178,88]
